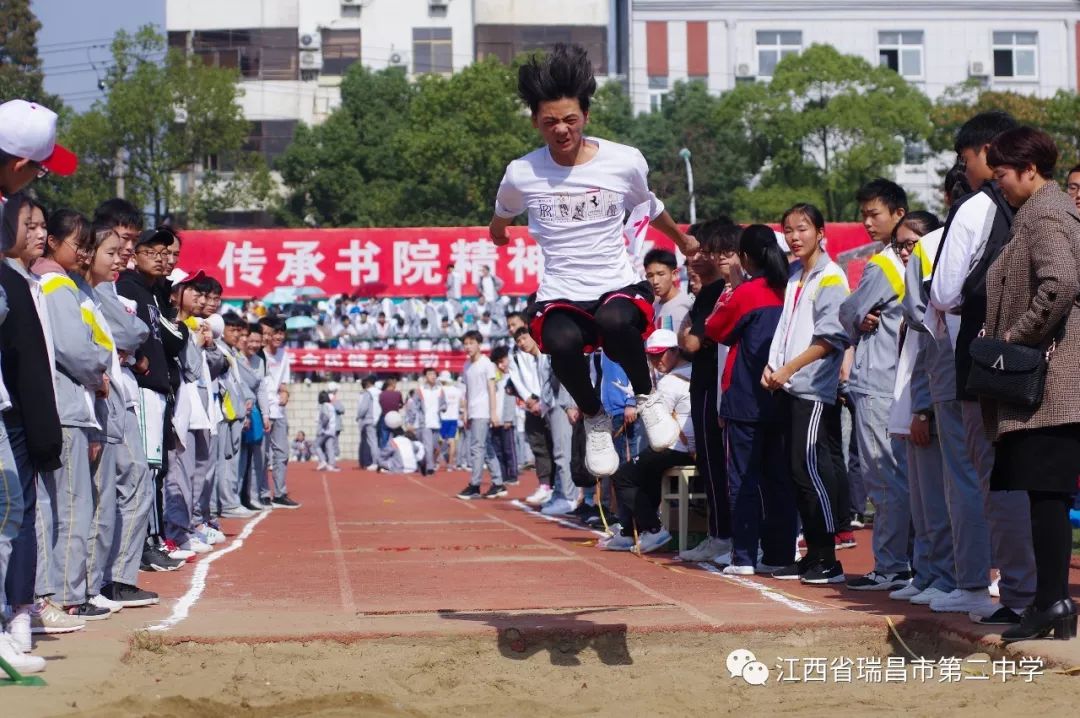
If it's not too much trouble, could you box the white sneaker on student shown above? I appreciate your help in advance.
[722,564,755,576]
[8,607,32,653]
[636,392,679,451]
[635,528,672,554]
[181,537,213,555]
[525,485,554,507]
[929,588,996,614]
[909,586,949,606]
[583,413,619,477]
[989,572,1001,598]
[680,536,732,562]
[203,527,227,545]
[88,593,124,614]
[315,462,328,471]
[0,632,44,674]
[889,584,924,601]
[599,533,635,552]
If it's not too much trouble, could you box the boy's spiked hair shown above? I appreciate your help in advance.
[517,43,597,115]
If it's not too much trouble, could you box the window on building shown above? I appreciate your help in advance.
[190,28,297,81]
[475,25,607,74]
[993,31,1037,78]
[413,27,452,74]
[209,119,299,172]
[756,30,801,77]
[878,31,923,78]
[322,29,361,76]
[648,76,668,112]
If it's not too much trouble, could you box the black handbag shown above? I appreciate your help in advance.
[965,336,1055,409]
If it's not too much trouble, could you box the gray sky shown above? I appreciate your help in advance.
[34,0,166,112]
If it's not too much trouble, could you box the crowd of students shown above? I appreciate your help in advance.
[0,99,300,674]
[459,99,1079,645]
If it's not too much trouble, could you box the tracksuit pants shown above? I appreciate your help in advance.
[0,420,22,608]
[691,384,731,540]
[467,419,503,487]
[546,408,579,503]
[164,430,210,545]
[239,438,266,506]
[35,427,92,605]
[725,420,798,568]
[905,437,955,593]
[782,394,844,565]
[359,423,377,467]
[268,417,290,497]
[107,408,154,588]
[841,400,866,517]
[490,426,518,484]
[960,400,1035,610]
[612,448,692,535]
[192,429,216,528]
[524,412,554,488]
[86,443,119,598]
[850,392,911,575]
[214,421,245,514]
[4,422,36,607]
[420,428,440,473]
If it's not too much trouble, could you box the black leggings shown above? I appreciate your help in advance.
[540,300,652,416]
[1029,490,1076,610]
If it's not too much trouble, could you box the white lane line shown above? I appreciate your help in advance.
[695,562,818,614]
[322,475,357,614]
[146,510,271,632]
[509,499,610,537]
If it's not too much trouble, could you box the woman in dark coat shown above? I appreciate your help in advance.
[983,126,1080,642]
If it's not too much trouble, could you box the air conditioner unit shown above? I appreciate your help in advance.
[968,59,990,77]
[299,31,321,50]
[299,50,323,71]
[430,0,449,7]
[341,0,361,4]
[735,62,753,78]
[389,51,406,66]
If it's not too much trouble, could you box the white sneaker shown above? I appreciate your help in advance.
[166,543,195,561]
[88,593,124,614]
[909,586,949,606]
[203,527,227,545]
[599,534,635,551]
[636,392,679,451]
[680,536,732,562]
[364,464,378,471]
[181,537,213,555]
[220,506,256,519]
[929,588,996,614]
[889,584,924,600]
[583,413,619,477]
[0,632,45,674]
[525,485,554,507]
[8,607,31,653]
[635,528,672,554]
[989,572,1000,598]
[316,462,328,471]
[722,564,755,576]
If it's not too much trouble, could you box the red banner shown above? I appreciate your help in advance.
[177,224,874,300]
[287,348,467,374]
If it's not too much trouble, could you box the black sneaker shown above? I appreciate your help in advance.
[847,570,912,591]
[971,606,1022,625]
[483,484,508,499]
[801,560,847,585]
[585,506,616,528]
[140,544,184,572]
[771,560,812,580]
[66,602,111,621]
[272,494,301,509]
[850,513,867,529]
[457,485,482,500]
[101,582,160,607]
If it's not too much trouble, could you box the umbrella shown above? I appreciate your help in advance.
[263,286,299,305]
[294,286,327,299]
[285,315,317,331]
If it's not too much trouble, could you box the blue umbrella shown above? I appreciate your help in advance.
[263,286,299,305]
[285,315,317,331]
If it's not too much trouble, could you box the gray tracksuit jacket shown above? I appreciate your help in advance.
[74,276,126,444]
[356,390,376,427]
[767,253,851,404]
[839,246,906,399]
[900,228,956,410]
[38,265,110,429]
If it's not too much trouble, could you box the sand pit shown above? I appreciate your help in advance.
[32,626,1080,717]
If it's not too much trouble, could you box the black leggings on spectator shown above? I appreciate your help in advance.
[1028,490,1076,610]
[540,301,652,417]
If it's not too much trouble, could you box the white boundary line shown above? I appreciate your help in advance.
[509,499,610,538]
[146,510,271,632]
[695,561,818,614]
[322,475,357,613]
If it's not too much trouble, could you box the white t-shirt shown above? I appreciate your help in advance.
[495,137,665,302]
[419,384,443,428]
[440,383,463,422]
[263,347,290,421]
[657,363,694,454]
[462,355,496,420]
[654,291,693,331]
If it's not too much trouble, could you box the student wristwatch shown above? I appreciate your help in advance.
[915,412,932,422]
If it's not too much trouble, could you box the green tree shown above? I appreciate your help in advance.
[0,0,60,106]
[727,44,932,222]
[37,26,270,226]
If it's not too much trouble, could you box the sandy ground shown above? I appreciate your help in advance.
[9,627,1078,718]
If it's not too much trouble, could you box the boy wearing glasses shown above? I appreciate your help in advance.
[840,179,911,592]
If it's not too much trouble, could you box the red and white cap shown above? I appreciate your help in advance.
[0,100,78,176]
[645,328,679,354]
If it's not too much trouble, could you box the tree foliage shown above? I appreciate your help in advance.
[0,0,60,107]
[36,26,271,227]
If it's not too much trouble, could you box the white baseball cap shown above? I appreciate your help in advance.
[645,329,679,354]
[0,100,77,176]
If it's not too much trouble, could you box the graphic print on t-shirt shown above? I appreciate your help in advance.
[538,190,622,224]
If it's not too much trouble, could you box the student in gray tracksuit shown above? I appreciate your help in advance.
[35,254,110,612]
[315,391,340,470]
[839,245,912,585]
[213,317,250,515]
[356,378,378,469]
[540,351,579,508]
[901,225,958,600]
[96,280,154,593]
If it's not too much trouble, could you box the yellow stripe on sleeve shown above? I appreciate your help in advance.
[81,307,115,352]
[42,275,78,295]
[870,254,906,301]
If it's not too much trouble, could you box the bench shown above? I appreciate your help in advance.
[659,465,707,552]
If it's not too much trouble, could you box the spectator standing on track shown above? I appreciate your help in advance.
[417,368,446,475]
[456,330,505,499]
[260,316,300,509]
[489,346,519,486]
[646,248,693,332]
[356,376,378,470]
[438,371,464,471]
[377,377,404,448]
